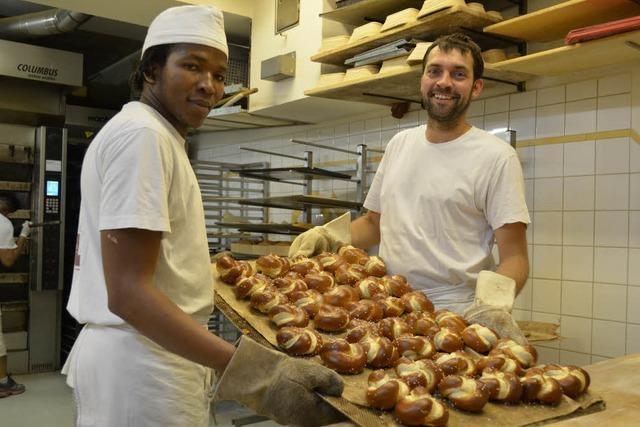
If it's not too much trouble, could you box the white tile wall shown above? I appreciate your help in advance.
[485,95,510,114]
[628,287,640,324]
[564,140,595,176]
[627,248,640,285]
[537,86,565,106]
[598,73,631,96]
[560,350,591,367]
[519,147,535,179]
[560,315,591,353]
[532,245,562,279]
[533,211,562,244]
[627,324,640,354]
[631,140,640,172]
[595,137,630,174]
[562,246,594,282]
[593,283,627,322]
[630,173,640,210]
[565,99,597,135]
[591,320,626,357]
[535,144,563,178]
[561,281,593,317]
[594,247,628,285]
[484,112,509,133]
[594,211,628,247]
[597,94,631,131]
[532,279,561,313]
[563,211,594,245]
[535,177,563,210]
[631,214,640,248]
[536,104,565,138]
[595,174,629,210]
[467,100,484,117]
[509,108,536,140]
[563,176,594,210]
[510,91,536,110]
[566,79,597,101]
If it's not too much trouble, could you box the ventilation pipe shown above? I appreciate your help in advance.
[0,9,91,40]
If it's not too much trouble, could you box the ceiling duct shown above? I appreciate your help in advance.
[0,9,91,40]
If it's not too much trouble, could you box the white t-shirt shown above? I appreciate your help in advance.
[364,125,530,309]
[0,213,17,249]
[67,101,213,325]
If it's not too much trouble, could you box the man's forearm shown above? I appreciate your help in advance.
[495,254,529,294]
[350,214,380,250]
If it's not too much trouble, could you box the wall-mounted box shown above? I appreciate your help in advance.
[261,52,296,81]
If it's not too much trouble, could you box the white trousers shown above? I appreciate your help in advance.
[62,324,213,427]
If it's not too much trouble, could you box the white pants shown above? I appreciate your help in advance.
[62,324,213,427]
[0,310,6,357]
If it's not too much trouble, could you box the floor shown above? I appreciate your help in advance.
[0,371,281,427]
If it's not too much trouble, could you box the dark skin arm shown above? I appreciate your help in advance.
[494,222,529,294]
[0,236,28,267]
[101,228,235,372]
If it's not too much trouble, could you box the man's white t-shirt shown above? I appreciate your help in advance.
[0,213,17,249]
[364,125,530,309]
[66,101,213,325]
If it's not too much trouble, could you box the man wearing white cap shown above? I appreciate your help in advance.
[63,5,344,427]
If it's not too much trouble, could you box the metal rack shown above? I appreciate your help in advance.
[191,160,269,253]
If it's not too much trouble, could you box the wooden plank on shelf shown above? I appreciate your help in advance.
[7,210,30,220]
[0,274,28,284]
[320,0,423,26]
[491,29,640,76]
[484,0,640,43]
[0,181,30,191]
[305,64,529,106]
[312,5,500,66]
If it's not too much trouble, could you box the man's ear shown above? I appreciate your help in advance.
[471,78,484,99]
[143,64,158,84]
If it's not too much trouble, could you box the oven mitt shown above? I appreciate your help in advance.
[464,271,528,345]
[213,336,346,427]
[288,212,351,258]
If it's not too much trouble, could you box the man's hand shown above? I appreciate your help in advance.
[19,221,31,239]
[214,336,345,426]
[289,213,351,258]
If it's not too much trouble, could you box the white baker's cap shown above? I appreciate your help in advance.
[141,5,228,58]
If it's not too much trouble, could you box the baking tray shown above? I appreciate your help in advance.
[216,221,313,235]
[237,195,362,210]
[232,167,354,182]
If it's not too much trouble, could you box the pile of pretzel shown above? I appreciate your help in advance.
[215,248,590,426]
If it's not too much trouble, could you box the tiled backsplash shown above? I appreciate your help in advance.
[197,69,640,366]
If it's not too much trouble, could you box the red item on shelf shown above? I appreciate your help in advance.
[565,15,640,45]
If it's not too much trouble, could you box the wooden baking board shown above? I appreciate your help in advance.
[212,265,603,426]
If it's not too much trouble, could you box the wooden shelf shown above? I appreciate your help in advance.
[491,29,640,76]
[0,181,30,192]
[320,0,423,26]
[305,63,531,106]
[484,0,640,43]
[312,5,500,66]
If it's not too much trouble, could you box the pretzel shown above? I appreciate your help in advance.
[377,296,406,318]
[346,299,384,322]
[364,256,387,277]
[521,367,563,405]
[276,326,323,356]
[438,375,490,412]
[216,256,254,284]
[434,351,477,377]
[323,285,360,308]
[433,327,465,353]
[234,274,271,299]
[356,277,389,299]
[289,255,321,276]
[268,304,309,328]
[434,309,468,333]
[288,289,324,317]
[272,275,308,296]
[394,335,436,361]
[313,304,350,332]
[404,311,440,337]
[366,370,410,409]
[381,274,412,297]
[255,254,290,278]
[542,364,590,398]
[462,324,499,354]
[303,271,336,294]
[334,263,367,286]
[320,339,367,374]
[378,317,412,340]
[476,354,524,376]
[395,357,443,392]
[249,288,288,314]
[394,387,449,426]
[315,252,347,273]
[345,319,379,343]
[360,335,400,369]
[401,291,435,314]
[338,244,370,265]
[478,369,523,403]
[490,339,538,368]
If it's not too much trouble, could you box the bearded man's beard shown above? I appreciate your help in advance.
[422,89,472,125]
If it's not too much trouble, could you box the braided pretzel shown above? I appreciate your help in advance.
[462,324,499,354]
[394,335,436,361]
[381,275,412,297]
[234,274,271,299]
[490,339,538,368]
[366,370,410,410]
[357,277,388,299]
[438,375,490,412]
[434,309,468,333]
[433,327,465,353]
[272,275,308,296]
[338,245,370,265]
[255,254,290,278]
[521,367,563,405]
[313,304,350,332]
[542,364,590,398]
[288,289,323,317]
[346,299,384,322]
[268,304,309,328]
[360,335,400,369]
[364,256,387,277]
[378,317,412,340]
[334,263,367,286]
[303,271,336,294]
[404,311,440,337]
[476,354,524,376]
[323,284,360,308]
[478,369,523,403]
[289,255,321,276]
[276,326,323,356]
[401,291,434,313]
[395,357,443,392]
[249,288,288,314]
[395,387,449,427]
[315,252,346,273]
[345,319,379,343]
[377,296,406,318]
[435,351,477,377]
[320,339,367,374]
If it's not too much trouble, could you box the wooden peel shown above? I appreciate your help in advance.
[214,87,258,108]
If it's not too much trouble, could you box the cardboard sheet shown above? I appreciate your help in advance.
[212,265,603,426]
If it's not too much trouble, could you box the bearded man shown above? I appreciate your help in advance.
[290,33,530,342]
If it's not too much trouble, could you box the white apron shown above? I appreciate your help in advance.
[62,324,213,427]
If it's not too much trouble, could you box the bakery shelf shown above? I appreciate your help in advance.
[0,181,30,192]
[7,209,30,220]
[305,63,531,106]
[0,273,28,284]
[312,5,501,66]
[216,221,313,235]
[490,29,640,76]
[231,167,354,182]
[237,195,362,211]
[320,0,423,26]
[484,0,640,43]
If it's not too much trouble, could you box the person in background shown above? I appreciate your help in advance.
[0,194,30,397]
[290,33,530,341]
[62,5,344,427]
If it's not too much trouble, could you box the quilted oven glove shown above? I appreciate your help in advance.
[464,271,528,345]
[288,212,351,258]
[214,336,346,427]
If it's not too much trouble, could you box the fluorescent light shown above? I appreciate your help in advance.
[488,127,508,135]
